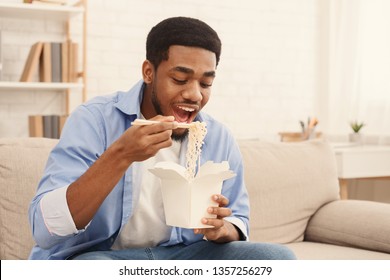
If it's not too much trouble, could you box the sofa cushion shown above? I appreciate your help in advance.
[238,139,340,244]
[305,199,390,254]
[0,137,58,259]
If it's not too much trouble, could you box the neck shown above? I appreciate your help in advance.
[140,83,155,119]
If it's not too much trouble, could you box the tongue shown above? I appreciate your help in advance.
[173,108,191,123]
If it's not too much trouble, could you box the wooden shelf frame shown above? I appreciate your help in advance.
[0,81,83,91]
[0,2,84,21]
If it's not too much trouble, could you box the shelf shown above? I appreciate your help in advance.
[0,0,87,117]
[0,2,84,21]
[0,81,83,91]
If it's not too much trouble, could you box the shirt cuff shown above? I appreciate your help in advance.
[40,185,79,236]
[224,217,249,241]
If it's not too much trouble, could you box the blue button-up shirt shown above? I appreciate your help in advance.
[28,80,249,259]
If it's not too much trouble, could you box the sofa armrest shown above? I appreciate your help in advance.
[305,200,390,254]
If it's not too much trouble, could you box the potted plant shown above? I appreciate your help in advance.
[349,121,365,143]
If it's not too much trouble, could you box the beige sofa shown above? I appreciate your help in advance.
[1,137,390,260]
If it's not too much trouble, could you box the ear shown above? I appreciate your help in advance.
[142,60,154,84]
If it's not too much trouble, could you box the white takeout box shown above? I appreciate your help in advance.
[149,161,236,229]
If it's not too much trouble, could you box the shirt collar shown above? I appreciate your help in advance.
[113,79,145,117]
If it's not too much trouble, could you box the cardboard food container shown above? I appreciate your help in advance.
[149,161,236,229]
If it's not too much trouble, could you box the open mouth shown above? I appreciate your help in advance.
[172,104,198,123]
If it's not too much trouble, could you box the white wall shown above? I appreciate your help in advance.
[86,0,322,140]
[0,0,322,140]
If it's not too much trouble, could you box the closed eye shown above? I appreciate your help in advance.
[172,78,187,85]
[200,82,212,88]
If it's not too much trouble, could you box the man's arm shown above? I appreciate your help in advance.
[67,115,177,229]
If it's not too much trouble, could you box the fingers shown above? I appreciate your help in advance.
[137,119,176,136]
[137,125,173,151]
[201,205,231,228]
[151,115,180,129]
[131,130,172,159]
[193,219,230,241]
[212,194,229,207]
[131,115,176,144]
[207,205,232,219]
[200,216,224,229]
[196,195,231,230]
[193,194,232,237]
[120,115,178,162]
[194,221,240,243]
[132,115,179,137]
[143,126,173,144]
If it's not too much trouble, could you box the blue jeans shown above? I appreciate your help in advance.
[71,241,296,260]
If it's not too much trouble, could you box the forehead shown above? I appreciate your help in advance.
[164,45,217,72]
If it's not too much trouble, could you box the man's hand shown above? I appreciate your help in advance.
[116,115,178,163]
[193,194,241,243]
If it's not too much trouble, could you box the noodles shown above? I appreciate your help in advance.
[185,121,207,180]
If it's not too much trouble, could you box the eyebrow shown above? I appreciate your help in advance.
[171,66,216,78]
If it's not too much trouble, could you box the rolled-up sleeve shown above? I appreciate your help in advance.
[28,105,104,249]
[40,185,86,236]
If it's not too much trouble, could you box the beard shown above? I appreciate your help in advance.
[151,86,189,142]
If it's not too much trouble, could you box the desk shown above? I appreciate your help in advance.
[333,144,390,199]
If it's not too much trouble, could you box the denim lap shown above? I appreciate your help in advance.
[71,241,296,260]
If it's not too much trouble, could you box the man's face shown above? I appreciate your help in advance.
[143,45,217,140]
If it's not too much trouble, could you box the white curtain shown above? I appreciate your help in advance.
[325,0,390,144]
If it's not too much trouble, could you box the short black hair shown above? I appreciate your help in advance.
[146,17,222,69]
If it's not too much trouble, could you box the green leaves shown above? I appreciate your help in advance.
[350,121,365,133]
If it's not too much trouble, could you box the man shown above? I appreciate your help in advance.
[28,17,295,260]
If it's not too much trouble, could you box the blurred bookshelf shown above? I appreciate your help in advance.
[28,114,68,139]
[0,0,87,137]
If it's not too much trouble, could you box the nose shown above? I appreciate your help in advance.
[181,81,203,102]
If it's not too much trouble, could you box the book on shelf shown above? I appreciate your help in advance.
[28,114,68,138]
[68,40,79,82]
[20,42,44,82]
[61,41,69,83]
[51,114,60,139]
[28,115,44,138]
[42,115,52,138]
[61,40,78,83]
[21,40,79,83]
[51,42,61,83]
[39,42,52,82]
